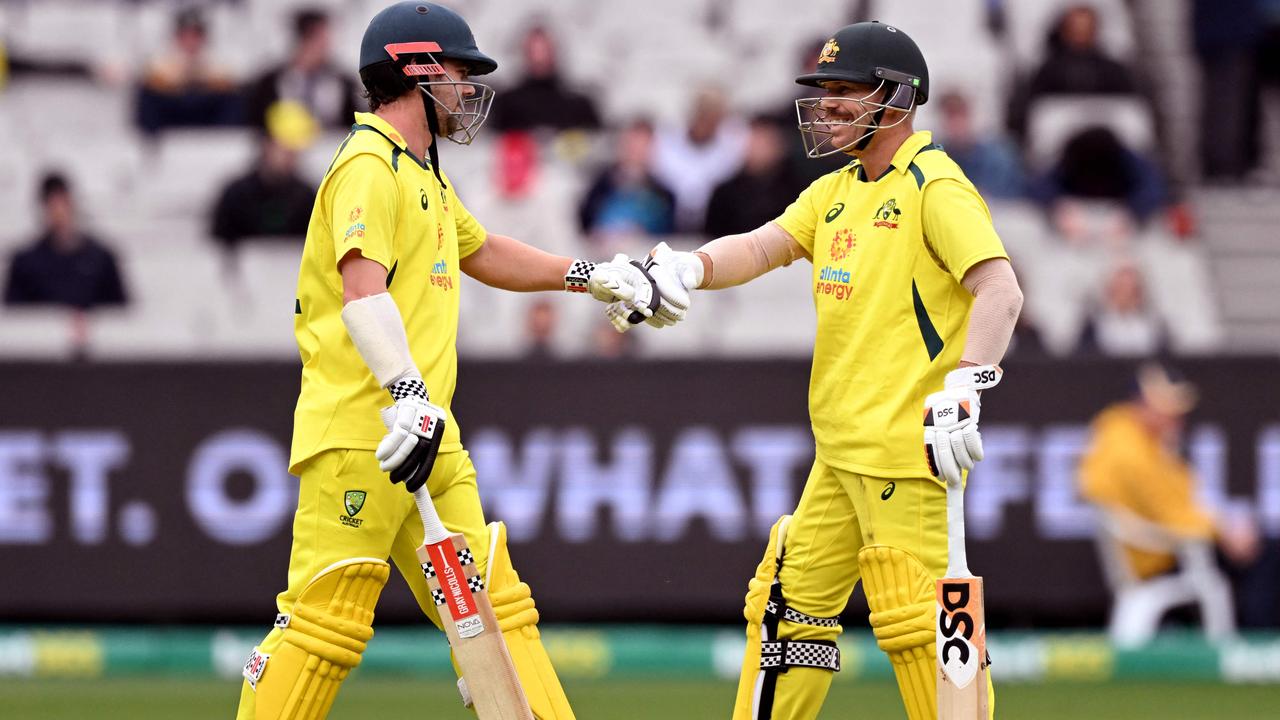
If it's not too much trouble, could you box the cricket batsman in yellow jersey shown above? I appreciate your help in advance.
[611,21,1025,720]
[235,4,671,719]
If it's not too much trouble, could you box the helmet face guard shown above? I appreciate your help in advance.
[794,68,919,158]
[385,41,495,146]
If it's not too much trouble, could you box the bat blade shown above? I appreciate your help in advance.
[418,532,533,720]
[936,575,989,719]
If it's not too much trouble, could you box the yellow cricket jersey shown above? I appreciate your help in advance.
[774,130,1007,478]
[289,112,486,472]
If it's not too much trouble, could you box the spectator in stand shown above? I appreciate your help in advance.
[1078,263,1166,357]
[703,115,803,238]
[935,91,1025,199]
[135,8,242,135]
[1032,126,1167,231]
[1079,363,1259,645]
[244,8,359,132]
[652,85,748,232]
[1261,2,1280,93]
[490,25,601,133]
[1192,0,1267,181]
[578,119,677,239]
[4,173,127,309]
[1007,4,1142,141]
[523,299,558,361]
[210,101,318,250]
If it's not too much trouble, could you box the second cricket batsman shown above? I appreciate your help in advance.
[615,21,1024,720]
[234,3,668,718]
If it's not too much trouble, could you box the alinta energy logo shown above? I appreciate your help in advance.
[817,229,855,301]
[431,259,454,291]
[343,206,366,244]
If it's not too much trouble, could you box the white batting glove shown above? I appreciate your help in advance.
[573,254,662,330]
[603,298,662,333]
[641,242,704,328]
[376,377,448,494]
[608,243,704,332]
[923,365,1003,486]
[566,255,662,328]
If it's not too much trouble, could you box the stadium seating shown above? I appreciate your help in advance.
[0,0,1241,360]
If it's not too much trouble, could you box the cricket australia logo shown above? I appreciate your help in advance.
[818,38,840,64]
[340,490,366,528]
[873,198,901,229]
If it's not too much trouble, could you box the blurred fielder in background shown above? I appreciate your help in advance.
[615,21,1024,720]
[234,3,663,718]
[1079,363,1260,647]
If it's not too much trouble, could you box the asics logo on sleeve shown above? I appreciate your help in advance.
[825,202,846,223]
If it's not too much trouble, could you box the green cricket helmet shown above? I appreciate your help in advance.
[358,2,497,146]
[794,21,930,157]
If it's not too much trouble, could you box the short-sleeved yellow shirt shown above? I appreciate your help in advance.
[290,112,486,472]
[774,130,1008,479]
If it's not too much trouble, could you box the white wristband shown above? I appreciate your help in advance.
[340,293,420,388]
[944,365,1002,391]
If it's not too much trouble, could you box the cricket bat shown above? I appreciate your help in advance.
[413,487,533,720]
[936,478,990,719]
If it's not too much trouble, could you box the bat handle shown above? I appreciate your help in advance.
[413,486,450,545]
[945,479,972,578]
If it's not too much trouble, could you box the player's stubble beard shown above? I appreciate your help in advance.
[824,99,906,158]
[431,87,465,137]
[823,103,866,157]
[419,88,463,139]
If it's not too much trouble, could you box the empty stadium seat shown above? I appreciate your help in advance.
[3,0,125,66]
[1134,232,1223,354]
[209,241,306,358]
[85,244,232,358]
[0,307,82,359]
[140,130,258,219]
[1026,95,1157,170]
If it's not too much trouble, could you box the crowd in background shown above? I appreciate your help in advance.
[1,1,1278,361]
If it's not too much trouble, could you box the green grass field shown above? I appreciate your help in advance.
[5,677,1280,719]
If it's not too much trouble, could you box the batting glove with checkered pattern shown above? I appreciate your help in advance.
[377,377,448,493]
